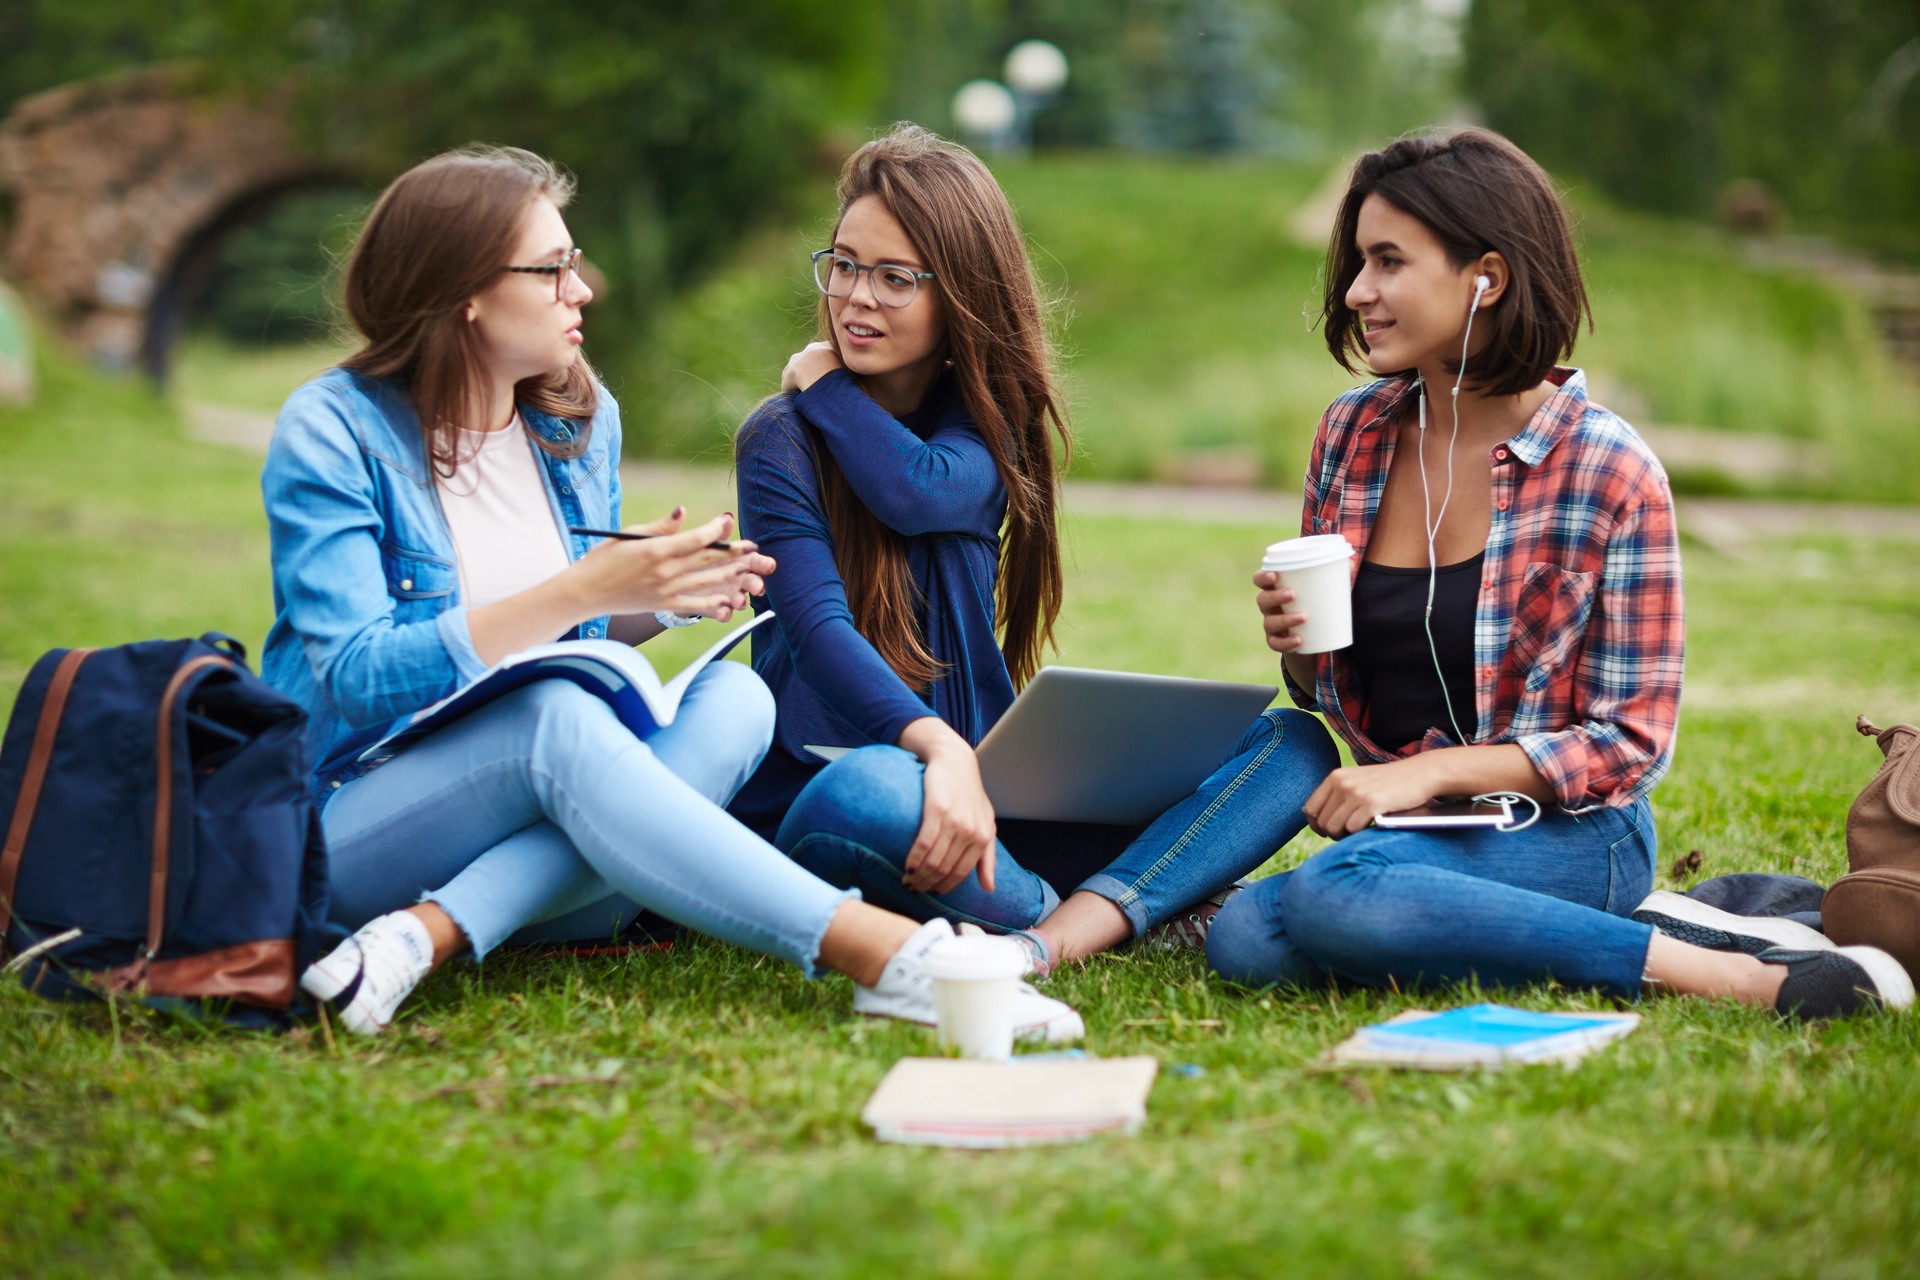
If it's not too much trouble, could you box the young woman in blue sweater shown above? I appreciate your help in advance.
[731,125,1337,977]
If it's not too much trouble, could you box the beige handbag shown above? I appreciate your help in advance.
[1823,717,1920,976]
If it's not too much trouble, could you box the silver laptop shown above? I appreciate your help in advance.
[811,666,1278,825]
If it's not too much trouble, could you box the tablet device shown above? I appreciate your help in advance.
[1372,798,1515,829]
[806,666,1278,825]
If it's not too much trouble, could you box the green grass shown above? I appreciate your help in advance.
[172,333,357,415]
[6,323,1920,1277]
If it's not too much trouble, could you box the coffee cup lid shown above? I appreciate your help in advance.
[1261,534,1355,571]
[924,936,1026,981]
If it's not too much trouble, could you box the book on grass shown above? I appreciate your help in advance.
[1325,1003,1640,1071]
[357,610,775,765]
[861,1055,1160,1148]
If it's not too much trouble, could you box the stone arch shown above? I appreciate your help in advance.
[0,66,364,378]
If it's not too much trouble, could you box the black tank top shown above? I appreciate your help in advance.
[1349,553,1484,751]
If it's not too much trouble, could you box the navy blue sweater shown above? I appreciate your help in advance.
[728,369,1013,838]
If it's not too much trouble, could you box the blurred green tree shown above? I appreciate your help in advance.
[0,0,892,368]
[1466,0,1920,255]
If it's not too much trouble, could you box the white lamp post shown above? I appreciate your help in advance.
[1003,40,1069,152]
[1004,40,1070,98]
[952,78,1018,151]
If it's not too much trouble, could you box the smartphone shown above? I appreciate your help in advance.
[1372,797,1515,829]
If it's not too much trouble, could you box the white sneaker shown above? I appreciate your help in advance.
[1632,890,1835,956]
[299,911,435,1035]
[853,918,1085,1045]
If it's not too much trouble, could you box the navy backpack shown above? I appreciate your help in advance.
[0,635,332,1021]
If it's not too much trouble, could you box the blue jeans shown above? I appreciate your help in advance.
[1205,798,1660,998]
[321,663,854,975]
[775,708,1341,936]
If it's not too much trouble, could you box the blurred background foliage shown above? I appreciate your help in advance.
[1468,0,1920,258]
[0,0,1915,493]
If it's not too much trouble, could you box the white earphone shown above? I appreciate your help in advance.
[1413,269,1494,747]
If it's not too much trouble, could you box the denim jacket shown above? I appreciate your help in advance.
[260,367,622,799]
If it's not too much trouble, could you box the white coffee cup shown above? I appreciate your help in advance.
[925,936,1027,1060]
[1261,534,1356,654]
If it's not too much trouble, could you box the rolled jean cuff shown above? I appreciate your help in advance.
[790,886,862,980]
[1073,872,1154,939]
[1593,917,1659,1001]
[420,887,505,961]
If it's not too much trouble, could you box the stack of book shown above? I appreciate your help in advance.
[861,1055,1160,1148]
[1325,1003,1640,1071]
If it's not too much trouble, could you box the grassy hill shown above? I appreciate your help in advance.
[621,152,1920,502]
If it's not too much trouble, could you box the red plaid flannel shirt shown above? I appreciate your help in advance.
[1288,368,1684,812]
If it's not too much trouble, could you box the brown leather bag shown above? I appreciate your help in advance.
[1823,717,1920,975]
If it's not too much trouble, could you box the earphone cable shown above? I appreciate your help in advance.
[1417,288,1480,748]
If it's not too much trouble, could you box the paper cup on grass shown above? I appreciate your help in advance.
[1261,534,1356,654]
[925,936,1026,1060]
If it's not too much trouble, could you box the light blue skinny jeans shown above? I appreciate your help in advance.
[1205,797,1661,998]
[776,708,1342,937]
[321,663,853,975]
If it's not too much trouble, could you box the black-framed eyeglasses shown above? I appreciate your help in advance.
[503,247,584,302]
[811,250,935,309]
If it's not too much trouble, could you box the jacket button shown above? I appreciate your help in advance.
[560,485,572,495]
[329,779,342,789]
[399,577,414,590]
[1494,446,1510,461]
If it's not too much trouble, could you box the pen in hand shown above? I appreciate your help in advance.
[568,526,737,553]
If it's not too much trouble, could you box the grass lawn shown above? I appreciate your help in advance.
[5,343,1920,1279]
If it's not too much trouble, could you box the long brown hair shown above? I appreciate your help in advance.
[1320,127,1591,398]
[341,145,597,475]
[810,124,1071,691]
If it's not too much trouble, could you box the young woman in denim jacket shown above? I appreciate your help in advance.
[264,146,1082,1041]
[1205,128,1909,1019]
[730,125,1339,980]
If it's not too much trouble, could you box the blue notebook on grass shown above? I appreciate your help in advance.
[1329,1003,1640,1070]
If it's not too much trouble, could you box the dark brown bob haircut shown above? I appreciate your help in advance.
[1320,127,1591,398]
[341,145,596,475]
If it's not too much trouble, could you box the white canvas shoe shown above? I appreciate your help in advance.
[852,918,1085,1045]
[1631,890,1835,956]
[299,911,435,1035]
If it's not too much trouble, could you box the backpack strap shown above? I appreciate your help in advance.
[0,649,95,953]
[109,653,237,987]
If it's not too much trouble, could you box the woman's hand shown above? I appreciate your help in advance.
[570,508,766,619]
[781,341,843,395]
[897,717,997,895]
[1303,756,1444,838]
[1255,569,1319,692]
[1254,570,1307,652]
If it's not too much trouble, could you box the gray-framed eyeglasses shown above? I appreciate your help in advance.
[503,247,584,302]
[811,250,935,308]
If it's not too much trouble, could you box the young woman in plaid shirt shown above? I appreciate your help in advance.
[1206,129,1910,1019]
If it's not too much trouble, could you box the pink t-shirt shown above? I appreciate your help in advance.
[436,416,570,610]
